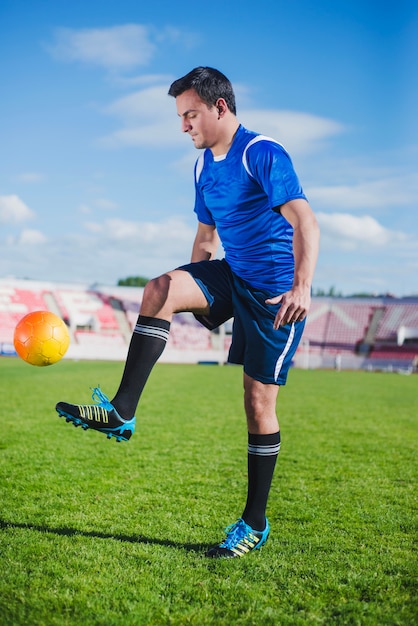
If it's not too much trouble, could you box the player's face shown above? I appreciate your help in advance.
[176,89,220,151]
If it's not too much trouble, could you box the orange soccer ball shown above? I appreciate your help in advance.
[13,311,70,366]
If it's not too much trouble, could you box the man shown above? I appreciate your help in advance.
[56,67,320,559]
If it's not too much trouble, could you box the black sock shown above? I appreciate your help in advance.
[111,316,170,418]
[242,431,281,531]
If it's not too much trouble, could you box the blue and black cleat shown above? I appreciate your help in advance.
[206,518,270,558]
[56,387,136,442]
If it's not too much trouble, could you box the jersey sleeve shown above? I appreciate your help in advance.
[193,153,215,225]
[245,139,307,209]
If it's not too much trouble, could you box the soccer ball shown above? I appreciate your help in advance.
[13,310,70,366]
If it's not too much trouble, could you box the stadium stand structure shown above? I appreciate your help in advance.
[1,278,417,372]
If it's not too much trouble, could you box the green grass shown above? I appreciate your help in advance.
[0,357,417,625]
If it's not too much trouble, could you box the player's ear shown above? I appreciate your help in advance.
[216,98,227,118]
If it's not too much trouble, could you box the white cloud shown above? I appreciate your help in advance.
[95,198,119,210]
[71,216,197,281]
[100,85,180,147]
[105,85,171,120]
[47,25,156,71]
[84,216,195,246]
[111,73,174,88]
[78,204,93,214]
[317,212,408,250]
[100,121,180,148]
[15,172,45,183]
[100,86,344,153]
[84,221,102,233]
[18,229,48,245]
[47,24,198,74]
[307,173,418,211]
[240,110,344,156]
[1,206,415,296]
[0,195,34,223]
[0,215,197,284]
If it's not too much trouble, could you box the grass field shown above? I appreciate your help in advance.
[0,357,417,625]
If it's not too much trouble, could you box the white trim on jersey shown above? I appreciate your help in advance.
[195,152,205,184]
[242,135,284,178]
[195,134,286,184]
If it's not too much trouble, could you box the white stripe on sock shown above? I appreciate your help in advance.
[248,443,281,456]
[134,324,169,341]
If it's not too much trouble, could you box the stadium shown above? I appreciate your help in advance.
[1,276,417,625]
[2,0,417,622]
[2,277,417,374]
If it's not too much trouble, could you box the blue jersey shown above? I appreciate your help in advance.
[194,124,307,293]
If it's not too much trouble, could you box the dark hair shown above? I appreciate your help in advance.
[168,66,236,115]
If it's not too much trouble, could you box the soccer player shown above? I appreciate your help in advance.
[56,67,320,558]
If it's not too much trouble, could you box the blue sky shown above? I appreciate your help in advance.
[1,0,417,296]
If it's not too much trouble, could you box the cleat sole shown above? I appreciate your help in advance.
[56,408,132,442]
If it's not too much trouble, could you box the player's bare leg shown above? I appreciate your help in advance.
[56,269,209,441]
[139,269,210,321]
[109,269,209,417]
[243,375,280,435]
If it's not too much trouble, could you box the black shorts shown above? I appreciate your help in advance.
[178,259,305,385]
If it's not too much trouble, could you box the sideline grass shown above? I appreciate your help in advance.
[0,357,417,625]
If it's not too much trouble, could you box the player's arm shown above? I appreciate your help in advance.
[191,221,220,262]
[266,198,320,329]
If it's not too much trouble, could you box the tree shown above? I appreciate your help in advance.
[312,286,342,297]
[117,276,149,287]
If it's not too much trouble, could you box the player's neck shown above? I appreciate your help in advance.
[210,119,240,157]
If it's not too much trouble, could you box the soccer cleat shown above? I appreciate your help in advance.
[55,387,136,442]
[206,517,270,558]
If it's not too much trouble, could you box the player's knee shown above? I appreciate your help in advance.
[244,388,268,419]
[143,273,169,297]
[243,377,279,430]
[142,274,173,311]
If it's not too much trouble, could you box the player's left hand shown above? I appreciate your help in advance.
[266,287,311,330]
